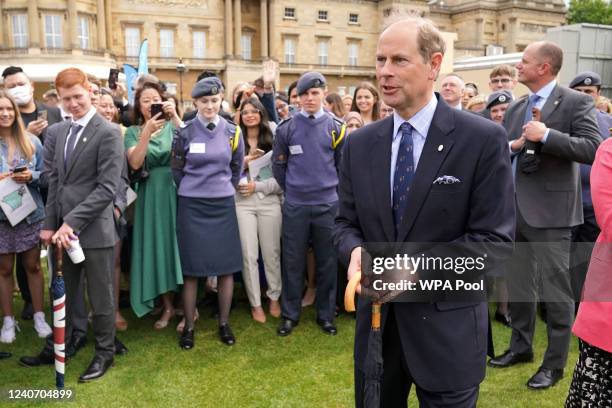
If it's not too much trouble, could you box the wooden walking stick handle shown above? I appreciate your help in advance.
[344,272,361,312]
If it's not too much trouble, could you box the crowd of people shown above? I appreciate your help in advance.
[0,13,611,406]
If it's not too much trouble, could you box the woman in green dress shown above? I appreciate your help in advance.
[125,82,183,328]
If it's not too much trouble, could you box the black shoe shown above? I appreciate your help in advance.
[488,350,534,368]
[179,327,194,350]
[218,324,235,346]
[494,312,512,327]
[527,367,563,389]
[0,351,11,359]
[277,318,298,336]
[66,334,87,358]
[21,302,33,321]
[317,319,338,335]
[78,355,114,383]
[114,338,128,355]
[19,335,54,367]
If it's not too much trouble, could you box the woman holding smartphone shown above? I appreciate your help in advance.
[0,90,51,343]
[125,81,183,328]
[172,77,244,349]
[236,97,282,323]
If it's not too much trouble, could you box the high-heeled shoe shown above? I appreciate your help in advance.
[179,327,194,350]
[176,309,199,333]
[153,308,175,330]
[218,323,235,345]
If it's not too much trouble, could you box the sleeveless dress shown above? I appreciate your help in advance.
[125,122,183,317]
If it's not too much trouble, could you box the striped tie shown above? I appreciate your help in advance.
[392,122,415,237]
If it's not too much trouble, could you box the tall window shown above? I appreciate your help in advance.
[125,27,140,57]
[241,34,252,60]
[348,43,359,66]
[318,40,328,66]
[44,14,63,48]
[284,38,296,64]
[11,14,28,48]
[159,29,174,58]
[78,17,90,49]
[192,31,206,58]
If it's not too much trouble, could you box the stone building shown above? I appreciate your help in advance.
[0,0,566,106]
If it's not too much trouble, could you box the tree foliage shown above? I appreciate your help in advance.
[568,0,612,25]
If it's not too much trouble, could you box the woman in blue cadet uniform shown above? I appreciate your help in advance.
[236,97,282,324]
[172,76,245,350]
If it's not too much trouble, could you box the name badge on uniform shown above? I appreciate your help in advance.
[289,145,303,155]
[190,143,206,154]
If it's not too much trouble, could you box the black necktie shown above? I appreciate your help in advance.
[308,115,315,120]
[207,122,215,131]
[64,123,83,169]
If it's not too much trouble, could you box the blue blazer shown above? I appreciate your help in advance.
[333,94,515,392]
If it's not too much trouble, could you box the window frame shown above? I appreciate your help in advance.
[11,13,28,48]
[159,28,175,58]
[317,10,328,22]
[318,40,328,66]
[125,26,141,57]
[77,16,90,49]
[348,42,359,66]
[349,13,359,24]
[284,37,296,64]
[44,14,63,49]
[284,7,296,19]
[192,30,207,59]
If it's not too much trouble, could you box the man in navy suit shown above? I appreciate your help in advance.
[334,16,515,407]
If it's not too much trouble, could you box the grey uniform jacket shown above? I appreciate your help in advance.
[43,113,124,248]
[503,85,602,229]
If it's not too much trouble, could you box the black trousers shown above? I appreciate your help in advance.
[508,210,574,369]
[280,201,338,322]
[354,306,479,408]
[569,206,599,302]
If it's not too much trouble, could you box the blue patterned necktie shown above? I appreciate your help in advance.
[64,122,82,169]
[524,94,541,124]
[392,122,415,236]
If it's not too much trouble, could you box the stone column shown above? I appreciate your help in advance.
[225,0,233,57]
[268,0,276,57]
[260,0,268,58]
[233,0,242,58]
[27,0,40,48]
[97,0,107,50]
[0,1,5,48]
[508,17,518,52]
[68,0,79,48]
[105,0,112,50]
[475,18,484,49]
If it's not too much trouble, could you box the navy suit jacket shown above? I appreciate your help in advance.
[333,94,515,392]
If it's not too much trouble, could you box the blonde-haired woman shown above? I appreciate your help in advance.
[0,91,50,343]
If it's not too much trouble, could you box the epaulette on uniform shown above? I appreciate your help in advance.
[277,117,293,129]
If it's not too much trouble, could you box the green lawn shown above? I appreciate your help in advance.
[0,286,577,407]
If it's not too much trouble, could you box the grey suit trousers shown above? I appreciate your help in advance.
[63,247,115,359]
[508,209,574,369]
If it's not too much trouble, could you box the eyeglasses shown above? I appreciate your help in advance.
[92,90,101,95]
[490,78,512,85]
[241,109,260,115]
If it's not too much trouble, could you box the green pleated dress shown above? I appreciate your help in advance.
[125,122,183,317]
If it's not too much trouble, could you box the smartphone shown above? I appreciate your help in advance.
[12,166,27,173]
[37,110,48,121]
[150,103,164,118]
[108,68,120,90]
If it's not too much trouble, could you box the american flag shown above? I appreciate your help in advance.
[51,246,66,389]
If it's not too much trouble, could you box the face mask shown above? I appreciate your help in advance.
[8,85,32,106]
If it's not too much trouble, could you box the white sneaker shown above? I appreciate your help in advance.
[0,316,18,343]
[33,312,52,338]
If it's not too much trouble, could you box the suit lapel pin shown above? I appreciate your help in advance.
[554,100,559,105]
[438,145,444,152]
[83,137,87,142]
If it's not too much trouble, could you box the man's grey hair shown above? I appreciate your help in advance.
[382,14,446,63]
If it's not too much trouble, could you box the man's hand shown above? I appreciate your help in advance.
[347,246,363,294]
[11,168,32,184]
[26,119,48,136]
[52,223,77,249]
[40,229,55,246]
[510,136,527,153]
[522,121,547,142]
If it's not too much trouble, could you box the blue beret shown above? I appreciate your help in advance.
[486,90,512,109]
[569,71,601,89]
[297,71,326,95]
[191,77,224,98]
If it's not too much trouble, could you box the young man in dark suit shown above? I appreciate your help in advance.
[40,68,123,382]
[334,16,515,407]
[488,42,602,389]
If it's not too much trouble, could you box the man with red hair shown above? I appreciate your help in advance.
[40,68,123,382]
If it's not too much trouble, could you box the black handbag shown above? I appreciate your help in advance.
[128,157,149,184]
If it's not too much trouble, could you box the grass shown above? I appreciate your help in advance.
[0,282,578,407]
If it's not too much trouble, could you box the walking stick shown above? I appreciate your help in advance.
[51,245,66,389]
